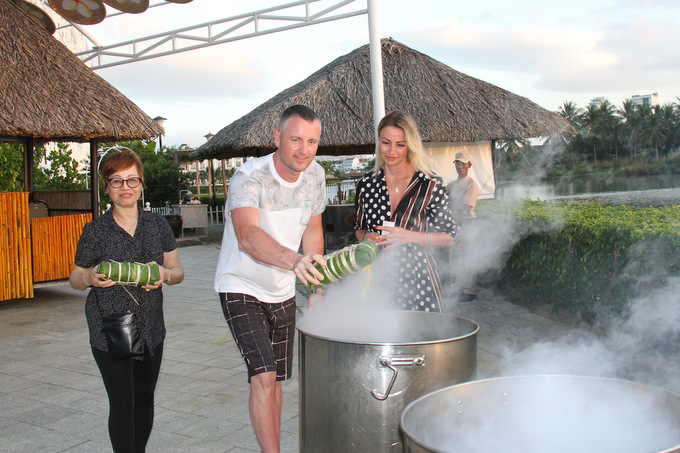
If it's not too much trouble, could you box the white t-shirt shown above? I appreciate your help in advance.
[214,153,326,302]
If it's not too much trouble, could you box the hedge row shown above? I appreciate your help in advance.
[480,200,680,323]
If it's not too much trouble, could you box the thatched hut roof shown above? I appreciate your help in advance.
[0,0,163,143]
[190,38,573,161]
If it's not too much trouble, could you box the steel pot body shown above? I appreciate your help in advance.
[401,375,680,453]
[297,309,479,453]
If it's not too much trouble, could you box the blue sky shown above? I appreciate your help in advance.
[81,0,680,148]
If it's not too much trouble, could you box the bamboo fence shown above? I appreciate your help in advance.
[31,214,91,282]
[0,192,92,301]
[0,192,32,300]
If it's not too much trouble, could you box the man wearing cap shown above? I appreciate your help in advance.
[447,150,481,302]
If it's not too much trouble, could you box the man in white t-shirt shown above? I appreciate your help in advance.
[447,150,481,302]
[215,105,326,452]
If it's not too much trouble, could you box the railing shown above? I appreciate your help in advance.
[207,205,224,226]
[150,206,173,216]
[326,178,359,205]
[151,205,224,227]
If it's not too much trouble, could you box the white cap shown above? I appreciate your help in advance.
[455,150,472,164]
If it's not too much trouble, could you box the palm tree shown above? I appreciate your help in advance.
[619,100,640,159]
[655,103,680,158]
[496,139,533,173]
[645,106,666,160]
[558,101,583,129]
[580,104,602,166]
[635,104,655,159]
[557,101,583,167]
[598,100,621,163]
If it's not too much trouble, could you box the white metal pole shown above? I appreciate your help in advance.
[367,0,385,142]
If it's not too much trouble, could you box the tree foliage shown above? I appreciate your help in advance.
[0,144,25,191]
[318,159,338,176]
[0,142,86,191]
[560,98,680,164]
[34,143,87,189]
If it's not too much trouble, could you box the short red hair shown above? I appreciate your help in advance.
[100,150,146,189]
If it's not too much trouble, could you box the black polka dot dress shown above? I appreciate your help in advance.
[355,170,456,312]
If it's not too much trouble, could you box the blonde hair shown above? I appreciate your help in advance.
[372,110,435,178]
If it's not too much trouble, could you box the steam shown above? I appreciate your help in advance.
[497,276,680,392]
[318,246,403,311]
[497,137,568,187]
[492,253,680,394]
[432,202,680,451]
[446,209,546,299]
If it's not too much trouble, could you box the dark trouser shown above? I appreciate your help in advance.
[92,342,163,453]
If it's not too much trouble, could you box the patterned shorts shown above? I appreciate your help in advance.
[219,293,296,382]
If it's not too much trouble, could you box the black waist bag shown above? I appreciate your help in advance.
[102,312,144,361]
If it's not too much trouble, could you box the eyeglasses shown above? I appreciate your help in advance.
[107,177,142,189]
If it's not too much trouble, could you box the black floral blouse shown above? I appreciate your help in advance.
[355,169,456,312]
[74,208,177,357]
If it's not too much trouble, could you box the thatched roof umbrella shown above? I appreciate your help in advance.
[0,0,163,143]
[1,0,164,216]
[190,38,573,161]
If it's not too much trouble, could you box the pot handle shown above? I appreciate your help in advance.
[371,355,426,401]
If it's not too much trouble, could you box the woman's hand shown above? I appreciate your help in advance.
[360,231,381,243]
[90,267,116,288]
[374,225,413,250]
[142,261,165,291]
[69,265,115,290]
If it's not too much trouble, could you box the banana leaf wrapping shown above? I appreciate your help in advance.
[307,241,379,291]
[97,260,161,286]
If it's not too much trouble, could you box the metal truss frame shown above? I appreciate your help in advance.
[75,0,367,70]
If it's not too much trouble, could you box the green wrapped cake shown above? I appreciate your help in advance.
[97,260,161,286]
[307,241,379,291]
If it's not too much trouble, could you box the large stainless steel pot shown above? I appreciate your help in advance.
[297,309,479,452]
[401,375,680,453]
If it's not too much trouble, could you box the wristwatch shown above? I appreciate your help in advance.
[165,269,172,284]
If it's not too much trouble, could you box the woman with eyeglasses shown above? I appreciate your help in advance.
[69,150,184,452]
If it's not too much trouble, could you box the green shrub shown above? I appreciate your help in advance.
[482,200,680,323]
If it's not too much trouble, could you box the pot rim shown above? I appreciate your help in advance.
[297,309,480,345]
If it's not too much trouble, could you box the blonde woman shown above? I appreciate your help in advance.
[355,110,456,312]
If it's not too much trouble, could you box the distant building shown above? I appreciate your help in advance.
[337,156,370,174]
[627,93,659,108]
[588,96,609,107]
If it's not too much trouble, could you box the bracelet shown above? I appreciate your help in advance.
[165,269,172,284]
[428,233,433,248]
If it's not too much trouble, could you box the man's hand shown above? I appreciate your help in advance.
[293,253,326,286]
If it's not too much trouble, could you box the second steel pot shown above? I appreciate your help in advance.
[297,309,479,452]
[401,375,680,453]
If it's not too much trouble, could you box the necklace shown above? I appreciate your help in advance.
[113,212,137,234]
[386,174,411,194]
